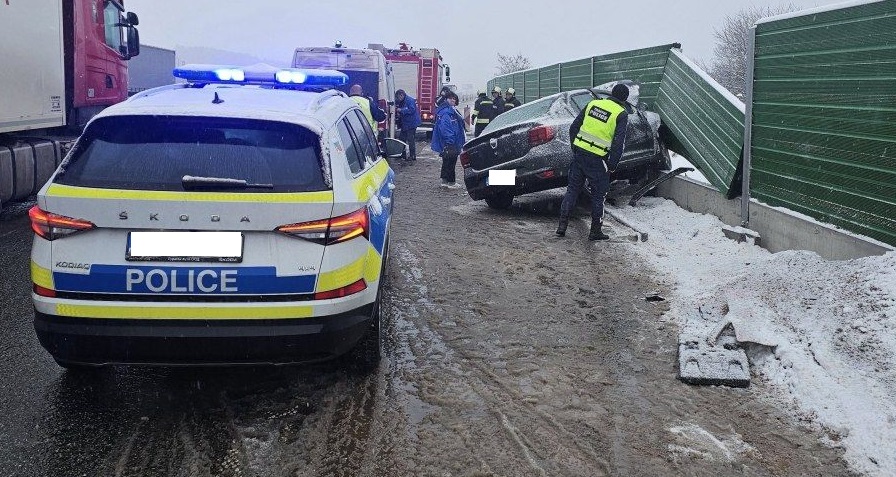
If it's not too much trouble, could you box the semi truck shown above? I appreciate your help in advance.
[128,45,175,95]
[384,43,449,133]
[0,0,139,208]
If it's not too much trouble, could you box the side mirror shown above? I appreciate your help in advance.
[125,27,140,59]
[127,12,139,26]
[382,138,407,158]
[445,66,451,78]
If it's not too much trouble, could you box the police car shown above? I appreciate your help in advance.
[29,64,395,367]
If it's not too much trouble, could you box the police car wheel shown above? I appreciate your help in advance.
[485,192,514,209]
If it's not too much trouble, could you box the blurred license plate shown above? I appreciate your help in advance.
[487,169,516,186]
[127,232,243,263]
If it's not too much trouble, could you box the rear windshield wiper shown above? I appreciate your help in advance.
[181,175,274,190]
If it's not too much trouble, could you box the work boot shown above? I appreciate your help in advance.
[588,222,609,241]
[555,218,568,237]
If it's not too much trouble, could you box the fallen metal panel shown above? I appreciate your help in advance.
[591,44,676,107]
[751,0,896,246]
[655,49,746,198]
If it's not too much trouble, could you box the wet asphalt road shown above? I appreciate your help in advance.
[0,147,855,476]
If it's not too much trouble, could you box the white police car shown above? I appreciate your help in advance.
[29,64,395,367]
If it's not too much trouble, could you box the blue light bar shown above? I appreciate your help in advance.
[173,64,347,88]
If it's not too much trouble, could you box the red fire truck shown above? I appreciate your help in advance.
[384,43,449,134]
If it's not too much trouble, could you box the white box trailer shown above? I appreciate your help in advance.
[128,45,176,95]
[0,0,66,133]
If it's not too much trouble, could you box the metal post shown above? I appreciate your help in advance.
[557,63,562,93]
[590,56,595,88]
[741,26,757,227]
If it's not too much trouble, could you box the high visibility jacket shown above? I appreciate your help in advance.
[472,96,495,124]
[573,98,626,158]
[350,95,376,130]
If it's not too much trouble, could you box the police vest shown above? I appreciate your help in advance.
[573,98,625,157]
[351,96,377,130]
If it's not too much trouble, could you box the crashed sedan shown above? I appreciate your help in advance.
[460,80,671,209]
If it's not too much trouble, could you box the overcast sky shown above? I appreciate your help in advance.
[126,0,849,91]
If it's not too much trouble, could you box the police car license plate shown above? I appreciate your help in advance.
[127,231,243,263]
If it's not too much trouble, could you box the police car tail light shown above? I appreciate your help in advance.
[276,208,369,245]
[29,206,95,241]
[326,208,369,244]
[314,279,367,300]
[528,125,555,147]
[459,150,471,168]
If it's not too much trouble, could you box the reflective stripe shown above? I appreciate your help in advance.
[480,101,493,105]
[32,260,54,289]
[350,159,390,202]
[476,118,491,124]
[576,130,611,149]
[54,303,315,319]
[317,253,367,292]
[45,184,334,203]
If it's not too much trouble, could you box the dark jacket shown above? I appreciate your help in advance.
[395,90,422,130]
[503,95,521,111]
[472,94,495,123]
[492,94,506,115]
[569,97,629,172]
[431,102,466,155]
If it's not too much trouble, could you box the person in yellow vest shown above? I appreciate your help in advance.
[556,83,630,241]
[349,84,386,131]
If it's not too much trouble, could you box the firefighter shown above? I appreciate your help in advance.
[491,86,506,116]
[556,83,630,241]
[471,90,494,137]
[503,87,521,112]
[349,84,386,131]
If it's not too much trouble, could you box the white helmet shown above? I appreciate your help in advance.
[492,86,502,94]
[506,88,515,95]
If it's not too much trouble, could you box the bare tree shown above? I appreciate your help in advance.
[706,4,797,97]
[496,52,531,75]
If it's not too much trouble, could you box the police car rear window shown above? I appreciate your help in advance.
[55,116,328,192]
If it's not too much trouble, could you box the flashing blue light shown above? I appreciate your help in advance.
[275,70,307,84]
[173,64,348,88]
[214,68,245,81]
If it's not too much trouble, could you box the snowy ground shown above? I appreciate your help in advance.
[613,181,896,475]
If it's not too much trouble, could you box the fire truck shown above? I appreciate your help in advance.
[384,43,449,134]
[0,0,140,208]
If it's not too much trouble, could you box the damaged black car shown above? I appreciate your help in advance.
[460,80,672,209]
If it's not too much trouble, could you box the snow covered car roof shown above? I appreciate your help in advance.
[91,84,357,135]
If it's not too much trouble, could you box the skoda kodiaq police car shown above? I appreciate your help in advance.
[29,65,395,367]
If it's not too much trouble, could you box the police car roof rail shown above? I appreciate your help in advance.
[127,83,191,102]
[308,89,347,111]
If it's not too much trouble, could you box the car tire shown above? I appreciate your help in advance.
[348,235,389,372]
[485,192,514,209]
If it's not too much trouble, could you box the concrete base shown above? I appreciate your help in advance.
[655,176,894,260]
[678,340,750,388]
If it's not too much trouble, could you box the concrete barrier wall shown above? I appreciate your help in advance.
[655,176,894,260]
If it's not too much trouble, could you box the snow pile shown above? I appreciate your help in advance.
[616,196,896,476]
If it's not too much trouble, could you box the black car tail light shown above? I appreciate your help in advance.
[459,150,471,168]
[528,125,555,147]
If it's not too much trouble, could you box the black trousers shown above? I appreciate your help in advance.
[440,152,459,182]
[399,128,417,159]
[474,123,488,137]
[560,153,610,225]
